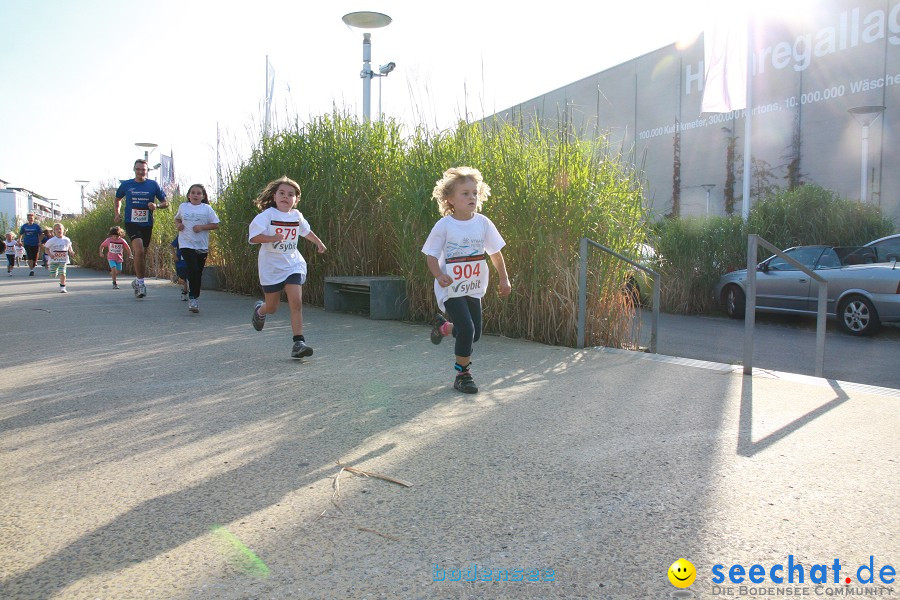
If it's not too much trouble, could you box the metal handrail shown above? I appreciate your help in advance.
[577,237,661,352]
[743,234,827,377]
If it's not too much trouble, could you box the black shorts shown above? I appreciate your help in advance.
[125,224,153,247]
[25,245,39,261]
[261,272,305,293]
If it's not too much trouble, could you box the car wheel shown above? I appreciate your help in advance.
[837,295,881,336]
[723,285,745,319]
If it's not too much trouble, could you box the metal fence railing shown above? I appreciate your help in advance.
[743,234,827,377]
[577,237,661,352]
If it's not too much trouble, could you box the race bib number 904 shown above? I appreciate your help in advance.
[131,208,149,223]
[446,259,487,298]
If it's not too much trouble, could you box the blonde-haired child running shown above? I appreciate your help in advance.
[42,223,75,293]
[422,166,511,394]
[248,176,327,359]
[99,226,132,289]
[5,232,19,275]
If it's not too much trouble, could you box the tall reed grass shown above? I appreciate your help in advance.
[65,185,181,279]
[216,111,649,347]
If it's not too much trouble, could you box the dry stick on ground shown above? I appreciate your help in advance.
[337,463,413,488]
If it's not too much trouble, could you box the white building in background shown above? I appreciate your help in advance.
[491,0,900,226]
[0,184,62,230]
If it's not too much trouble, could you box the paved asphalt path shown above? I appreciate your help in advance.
[1,267,897,599]
[639,309,900,390]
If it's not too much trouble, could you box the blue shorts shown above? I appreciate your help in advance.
[261,272,305,293]
[108,259,123,271]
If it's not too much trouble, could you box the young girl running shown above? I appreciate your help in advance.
[422,166,511,394]
[43,223,75,293]
[99,226,133,289]
[174,183,220,313]
[248,176,326,359]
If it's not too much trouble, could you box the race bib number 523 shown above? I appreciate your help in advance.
[131,208,149,223]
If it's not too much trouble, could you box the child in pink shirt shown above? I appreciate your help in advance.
[99,226,133,289]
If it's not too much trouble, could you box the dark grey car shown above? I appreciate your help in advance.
[715,245,900,336]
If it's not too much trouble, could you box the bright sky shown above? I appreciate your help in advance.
[0,0,716,213]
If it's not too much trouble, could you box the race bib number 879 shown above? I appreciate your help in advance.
[272,225,299,253]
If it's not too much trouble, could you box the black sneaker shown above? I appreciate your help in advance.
[251,301,266,331]
[291,340,313,359]
[454,371,478,394]
[430,314,449,345]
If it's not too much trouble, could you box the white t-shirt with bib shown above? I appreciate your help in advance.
[421,213,505,311]
[248,207,312,286]
[43,236,73,264]
[175,202,220,251]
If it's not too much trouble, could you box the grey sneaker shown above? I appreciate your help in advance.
[137,283,147,298]
[453,371,478,394]
[189,298,199,313]
[430,314,449,345]
[113,282,119,289]
[291,340,313,359]
[251,301,266,331]
[131,279,139,290]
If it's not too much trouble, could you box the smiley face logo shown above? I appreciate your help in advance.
[668,558,696,588]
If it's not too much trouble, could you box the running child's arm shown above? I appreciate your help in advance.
[303,231,327,254]
[123,240,133,259]
[99,240,107,257]
[489,250,512,297]
[249,232,284,244]
[426,255,453,288]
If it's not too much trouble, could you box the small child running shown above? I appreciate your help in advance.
[42,223,76,293]
[248,176,326,359]
[4,232,18,275]
[99,226,133,289]
[421,167,511,394]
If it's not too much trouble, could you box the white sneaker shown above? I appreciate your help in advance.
[60,286,67,293]
[189,298,199,313]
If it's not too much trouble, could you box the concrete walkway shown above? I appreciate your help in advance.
[1,267,897,599]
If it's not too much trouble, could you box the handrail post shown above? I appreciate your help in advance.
[577,237,587,349]
[815,282,827,377]
[743,234,758,375]
[650,273,660,353]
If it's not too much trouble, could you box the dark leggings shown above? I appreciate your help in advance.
[180,248,208,299]
[444,296,482,358]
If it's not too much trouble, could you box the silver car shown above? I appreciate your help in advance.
[715,245,900,336]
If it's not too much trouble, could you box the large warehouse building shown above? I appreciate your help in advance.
[493,0,900,226]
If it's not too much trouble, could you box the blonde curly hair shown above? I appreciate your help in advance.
[431,166,491,216]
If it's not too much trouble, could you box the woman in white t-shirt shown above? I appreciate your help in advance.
[175,184,220,314]
[421,167,512,394]
[248,176,326,360]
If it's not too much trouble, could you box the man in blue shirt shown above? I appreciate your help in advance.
[114,159,168,298]
[18,213,43,276]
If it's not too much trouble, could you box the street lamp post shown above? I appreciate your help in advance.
[135,142,158,163]
[847,106,885,202]
[75,180,89,214]
[342,11,393,122]
[701,184,715,215]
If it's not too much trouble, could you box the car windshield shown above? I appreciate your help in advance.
[766,247,824,271]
